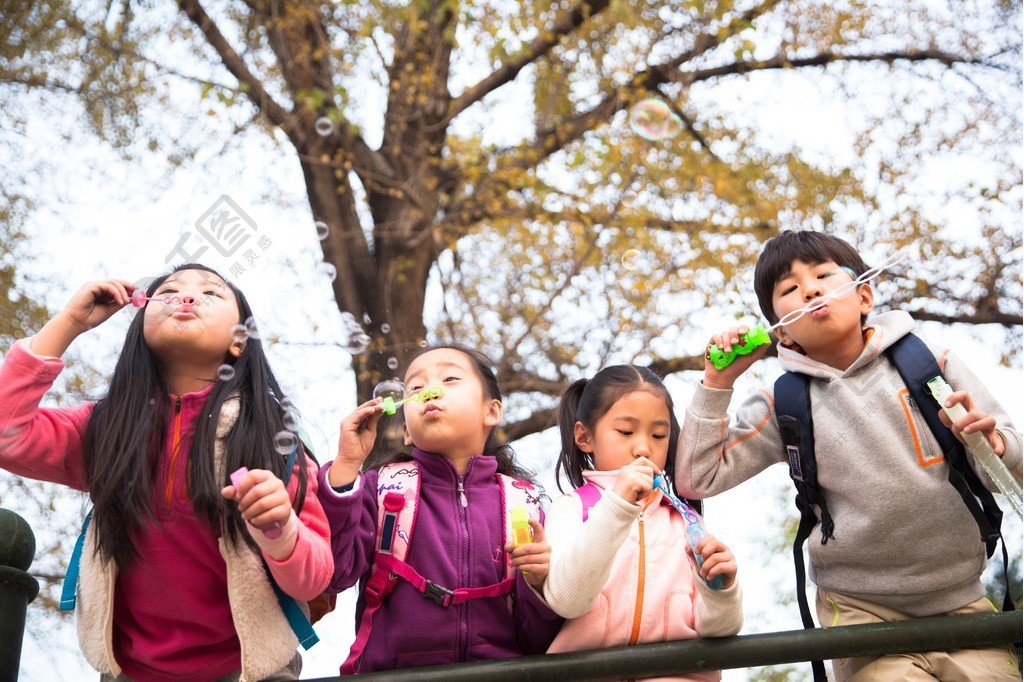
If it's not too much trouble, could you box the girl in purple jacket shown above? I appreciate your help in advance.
[318,344,563,673]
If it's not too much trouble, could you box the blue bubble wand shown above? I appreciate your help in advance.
[653,473,724,590]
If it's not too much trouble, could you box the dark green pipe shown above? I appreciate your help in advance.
[0,508,39,682]
[307,611,1021,682]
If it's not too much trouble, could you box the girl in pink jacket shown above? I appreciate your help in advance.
[543,365,743,681]
[0,265,332,681]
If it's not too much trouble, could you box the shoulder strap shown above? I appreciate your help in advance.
[574,482,603,522]
[887,334,1002,554]
[887,334,1011,613]
[343,461,420,675]
[59,510,92,611]
[773,371,829,682]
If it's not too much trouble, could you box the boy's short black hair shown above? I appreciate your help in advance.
[754,230,869,324]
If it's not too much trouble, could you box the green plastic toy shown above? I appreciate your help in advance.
[707,324,772,370]
[380,385,443,415]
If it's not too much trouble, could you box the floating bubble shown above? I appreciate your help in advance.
[280,397,295,411]
[273,430,298,455]
[345,332,372,354]
[622,249,643,271]
[318,262,338,282]
[315,221,329,240]
[622,190,638,208]
[381,323,391,334]
[245,316,261,340]
[387,357,399,370]
[628,99,683,142]
[315,116,334,137]
[283,411,300,432]
[363,313,372,325]
[217,364,235,381]
[419,340,428,348]
[231,324,250,344]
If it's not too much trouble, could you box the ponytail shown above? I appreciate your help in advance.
[555,378,592,492]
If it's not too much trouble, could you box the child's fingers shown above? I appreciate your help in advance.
[527,517,545,543]
[220,485,237,500]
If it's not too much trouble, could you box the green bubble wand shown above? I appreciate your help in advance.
[378,385,444,415]
[708,251,908,370]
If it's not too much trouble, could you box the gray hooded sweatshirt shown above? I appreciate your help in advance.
[676,310,1022,617]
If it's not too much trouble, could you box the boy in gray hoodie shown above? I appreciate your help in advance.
[676,230,1021,680]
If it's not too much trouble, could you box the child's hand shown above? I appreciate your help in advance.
[328,399,384,487]
[703,326,770,390]
[30,279,139,358]
[938,390,1005,456]
[687,533,737,590]
[62,279,138,333]
[612,456,658,504]
[505,518,550,590]
[221,468,292,533]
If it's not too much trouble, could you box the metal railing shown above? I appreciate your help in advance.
[310,611,1021,681]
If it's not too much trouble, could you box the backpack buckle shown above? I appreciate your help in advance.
[424,580,454,607]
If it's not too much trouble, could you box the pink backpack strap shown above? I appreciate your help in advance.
[342,462,420,675]
[574,482,602,522]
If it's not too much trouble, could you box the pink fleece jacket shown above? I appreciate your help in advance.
[543,470,743,682]
[0,339,332,681]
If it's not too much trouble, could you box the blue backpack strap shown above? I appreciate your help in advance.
[265,440,318,648]
[59,510,92,611]
[773,371,829,682]
[574,482,603,522]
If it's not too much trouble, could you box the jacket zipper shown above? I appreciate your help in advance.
[165,396,183,504]
[457,471,470,660]
[629,496,656,646]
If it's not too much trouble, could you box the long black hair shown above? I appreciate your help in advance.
[84,263,310,567]
[555,365,693,508]
[364,343,535,483]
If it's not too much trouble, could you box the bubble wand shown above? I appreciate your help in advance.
[373,382,444,415]
[926,377,1024,520]
[707,251,908,370]
[653,474,724,590]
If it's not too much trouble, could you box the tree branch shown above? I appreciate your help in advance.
[176,0,302,144]
[446,0,612,122]
[679,49,990,85]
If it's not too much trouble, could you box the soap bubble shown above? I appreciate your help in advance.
[217,364,235,381]
[231,324,249,344]
[244,316,260,340]
[373,379,406,404]
[315,221,329,240]
[628,99,683,141]
[387,357,399,370]
[622,190,638,207]
[315,116,334,137]
[622,249,644,271]
[344,332,371,354]
[273,430,298,455]
[380,323,391,334]
[318,262,338,282]
[283,411,301,432]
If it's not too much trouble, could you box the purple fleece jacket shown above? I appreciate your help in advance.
[317,448,563,673]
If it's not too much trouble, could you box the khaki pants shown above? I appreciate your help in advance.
[815,587,1020,681]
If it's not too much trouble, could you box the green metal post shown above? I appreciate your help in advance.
[0,509,40,682]
[308,611,1021,682]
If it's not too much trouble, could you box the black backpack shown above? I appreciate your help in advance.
[773,332,1013,681]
